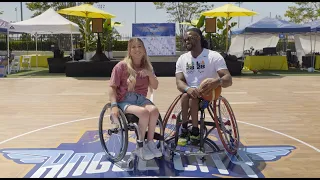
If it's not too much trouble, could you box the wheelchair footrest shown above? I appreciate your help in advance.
[144,132,164,141]
[184,151,208,156]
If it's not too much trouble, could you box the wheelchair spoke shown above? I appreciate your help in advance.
[213,97,240,155]
[99,104,128,162]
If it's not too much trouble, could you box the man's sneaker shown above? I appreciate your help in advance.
[190,127,200,145]
[147,141,162,158]
[190,134,200,145]
[135,145,154,160]
[177,128,190,146]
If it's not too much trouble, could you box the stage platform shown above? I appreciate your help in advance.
[65,60,176,77]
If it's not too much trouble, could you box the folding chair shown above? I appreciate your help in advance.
[21,55,31,70]
[10,56,20,73]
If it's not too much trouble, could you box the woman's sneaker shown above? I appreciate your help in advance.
[136,145,154,160]
[146,141,162,158]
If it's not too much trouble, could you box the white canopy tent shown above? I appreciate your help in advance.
[229,17,311,66]
[9,8,80,34]
[294,33,320,63]
[9,8,80,64]
[294,20,320,68]
[0,19,11,75]
[228,33,279,58]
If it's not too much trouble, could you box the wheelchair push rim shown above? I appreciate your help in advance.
[162,94,183,140]
[212,96,240,155]
[99,103,129,162]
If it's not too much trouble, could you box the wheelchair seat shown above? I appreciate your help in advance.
[125,113,139,124]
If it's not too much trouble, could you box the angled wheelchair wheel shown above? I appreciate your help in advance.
[99,103,128,162]
[210,97,240,155]
[162,94,183,140]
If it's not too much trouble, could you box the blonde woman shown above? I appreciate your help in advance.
[109,38,161,160]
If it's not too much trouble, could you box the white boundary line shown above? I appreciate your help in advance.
[292,91,320,94]
[237,121,320,153]
[0,116,99,145]
[0,113,319,153]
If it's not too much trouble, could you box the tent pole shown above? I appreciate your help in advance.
[7,29,10,75]
[242,33,246,61]
[313,32,316,69]
[226,17,229,52]
[36,33,38,68]
[71,24,74,61]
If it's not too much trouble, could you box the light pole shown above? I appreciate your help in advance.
[15,7,18,22]
[20,2,23,21]
[97,3,105,9]
[97,3,110,54]
[134,2,136,23]
[235,2,243,28]
[251,9,253,22]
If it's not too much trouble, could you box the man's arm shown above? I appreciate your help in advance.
[217,69,232,88]
[176,72,188,93]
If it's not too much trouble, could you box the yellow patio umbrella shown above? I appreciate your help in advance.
[58,4,116,61]
[201,3,258,51]
[57,3,116,19]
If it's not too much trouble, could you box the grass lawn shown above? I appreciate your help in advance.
[6,67,66,78]
[240,68,320,77]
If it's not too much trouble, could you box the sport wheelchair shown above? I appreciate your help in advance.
[98,103,165,169]
[161,92,240,161]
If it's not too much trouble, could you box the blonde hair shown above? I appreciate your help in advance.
[123,38,153,91]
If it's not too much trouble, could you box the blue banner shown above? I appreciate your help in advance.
[132,23,175,37]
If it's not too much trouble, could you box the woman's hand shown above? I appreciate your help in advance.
[127,78,135,91]
[111,106,119,121]
[139,69,153,77]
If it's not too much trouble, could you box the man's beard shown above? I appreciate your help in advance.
[186,44,193,51]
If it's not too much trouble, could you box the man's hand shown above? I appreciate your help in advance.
[186,87,201,99]
[199,78,219,96]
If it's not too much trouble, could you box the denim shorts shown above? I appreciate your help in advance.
[117,92,154,112]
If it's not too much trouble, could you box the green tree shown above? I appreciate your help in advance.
[101,21,121,52]
[26,2,96,17]
[284,2,320,24]
[153,2,214,50]
[208,18,237,52]
[187,16,237,52]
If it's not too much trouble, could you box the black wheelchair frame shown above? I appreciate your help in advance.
[98,103,164,168]
[98,93,239,166]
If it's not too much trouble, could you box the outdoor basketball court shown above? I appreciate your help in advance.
[0,76,319,178]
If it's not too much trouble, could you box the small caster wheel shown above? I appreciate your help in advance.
[201,156,206,162]
[170,151,175,160]
[107,129,112,136]
[170,142,176,149]
[127,158,134,169]
[156,142,161,149]
[156,156,163,160]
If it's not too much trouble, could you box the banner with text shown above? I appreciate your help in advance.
[132,23,176,56]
